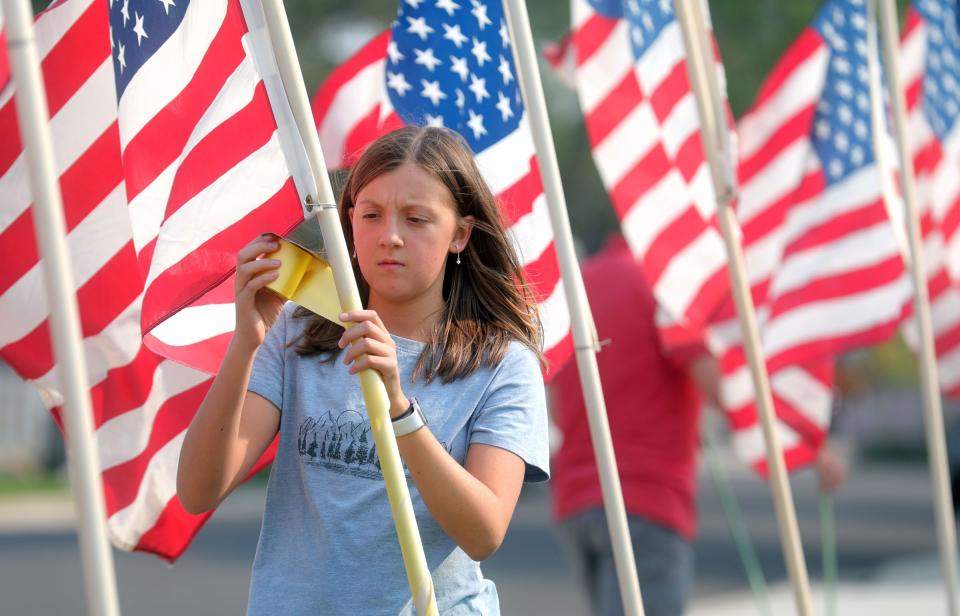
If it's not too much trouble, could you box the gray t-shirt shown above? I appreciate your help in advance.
[246,304,549,615]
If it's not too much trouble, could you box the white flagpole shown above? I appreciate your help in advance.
[502,1,645,614]
[256,2,438,614]
[874,1,960,612]
[2,1,121,614]
[673,1,814,614]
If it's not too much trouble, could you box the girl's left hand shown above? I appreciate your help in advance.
[338,310,409,418]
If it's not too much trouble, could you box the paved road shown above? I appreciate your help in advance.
[0,462,949,614]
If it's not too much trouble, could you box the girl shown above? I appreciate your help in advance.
[176,126,550,615]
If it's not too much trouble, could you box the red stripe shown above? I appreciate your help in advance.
[101,380,210,516]
[498,157,542,225]
[773,394,828,450]
[680,266,728,332]
[648,61,688,124]
[738,103,817,185]
[141,180,301,334]
[609,144,671,216]
[753,443,819,477]
[641,208,710,284]
[312,30,389,129]
[0,123,122,297]
[341,105,386,169]
[741,171,824,244]
[522,241,561,304]
[133,437,277,562]
[122,2,246,201]
[144,331,233,378]
[768,255,906,321]
[0,1,108,177]
[89,346,165,428]
[934,321,960,359]
[0,242,143,381]
[572,13,619,67]
[583,72,641,148]
[784,200,889,255]
[939,194,960,245]
[745,28,823,114]
[162,84,276,220]
[672,129,705,184]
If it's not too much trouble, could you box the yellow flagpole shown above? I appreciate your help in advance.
[253,2,438,614]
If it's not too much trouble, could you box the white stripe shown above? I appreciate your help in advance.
[732,422,802,468]
[900,19,927,88]
[737,139,813,225]
[107,432,185,550]
[620,168,690,256]
[686,159,716,220]
[0,184,129,348]
[654,229,726,322]
[150,303,235,347]
[474,116,536,194]
[540,278,569,353]
[634,22,684,97]
[34,0,96,60]
[926,284,960,338]
[762,275,911,360]
[771,367,832,428]
[0,60,117,235]
[143,132,290,289]
[117,0,228,150]
[571,0,595,31]
[574,20,633,113]
[659,93,699,160]
[591,100,658,187]
[317,58,385,169]
[720,364,753,411]
[127,55,262,252]
[507,193,552,267]
[938,344,960,393]
[97,361,210,471]
[738,45,829,160]
[770,222,899,299]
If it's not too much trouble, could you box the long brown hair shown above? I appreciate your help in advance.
[294,126,544,383]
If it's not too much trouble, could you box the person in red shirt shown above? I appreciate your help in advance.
[550,234,846,616]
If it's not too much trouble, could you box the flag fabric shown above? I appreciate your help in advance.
[901,0,960,396]
[0,0,304,560]
[712,0,913,471]
[312,0,573,374]
[0,5,8,90]
[565,0,730,334]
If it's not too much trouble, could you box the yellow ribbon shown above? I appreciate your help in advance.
[264,236,344,326]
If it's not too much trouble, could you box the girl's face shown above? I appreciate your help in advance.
[350,163,473,309]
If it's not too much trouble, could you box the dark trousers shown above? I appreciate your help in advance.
[558,508,694,616]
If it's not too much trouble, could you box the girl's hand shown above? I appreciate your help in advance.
[233,235,285,351]
[338,310,409,418]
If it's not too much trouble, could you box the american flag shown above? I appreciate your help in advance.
[566,0,730,335]
[713,0,913,471]
[901,0,960,397]
[0,0,304,560]
[312,0,573,372]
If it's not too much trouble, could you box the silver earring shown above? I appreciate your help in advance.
[351,247,357,259]
[456,249,461,265]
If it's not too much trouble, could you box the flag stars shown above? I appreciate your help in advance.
[497,55,513,85]
[856,93,869,112]
[496,91,513,121]
[425,113,445,127]
[443,23,468,48]
[829,158,844,178]
[407,16,435,41]
[414,47,442,71]
[471,37,491,66]
[499,20,510,47]
[469,74,490,102]
[388,41,405,64]
[117,41,127,73]
[455,88,466,109]
[158,0,175,15]
[450,55,469,81]
[420,79,447,105]
[121,0,130,26]
[406,0,425,7]
[838,104,853,124]
[387,71,413,96]
[467,109,487,138]
[850,146,865,166]
[815,119,831,139]
[854,119,868,139]
[471,1,492,30]
[435,0,461,16]
[132,12,148,46]
[834,132,849,153]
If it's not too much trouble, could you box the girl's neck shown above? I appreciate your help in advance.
[367,293,444,342]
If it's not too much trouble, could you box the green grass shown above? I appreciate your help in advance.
[0,472,68,498]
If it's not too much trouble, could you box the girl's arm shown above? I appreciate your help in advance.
[176,236,285,515]
[338,310,528,561]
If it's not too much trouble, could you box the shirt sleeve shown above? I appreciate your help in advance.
[247,303,291,412]
[469,343,550,483]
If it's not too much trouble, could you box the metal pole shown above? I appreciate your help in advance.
[819,494,837,616]
[2,1,120,614]
[257,2,437,614]
[502,1,645,613]
[875,1,960,612]
[673,1,814,614]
